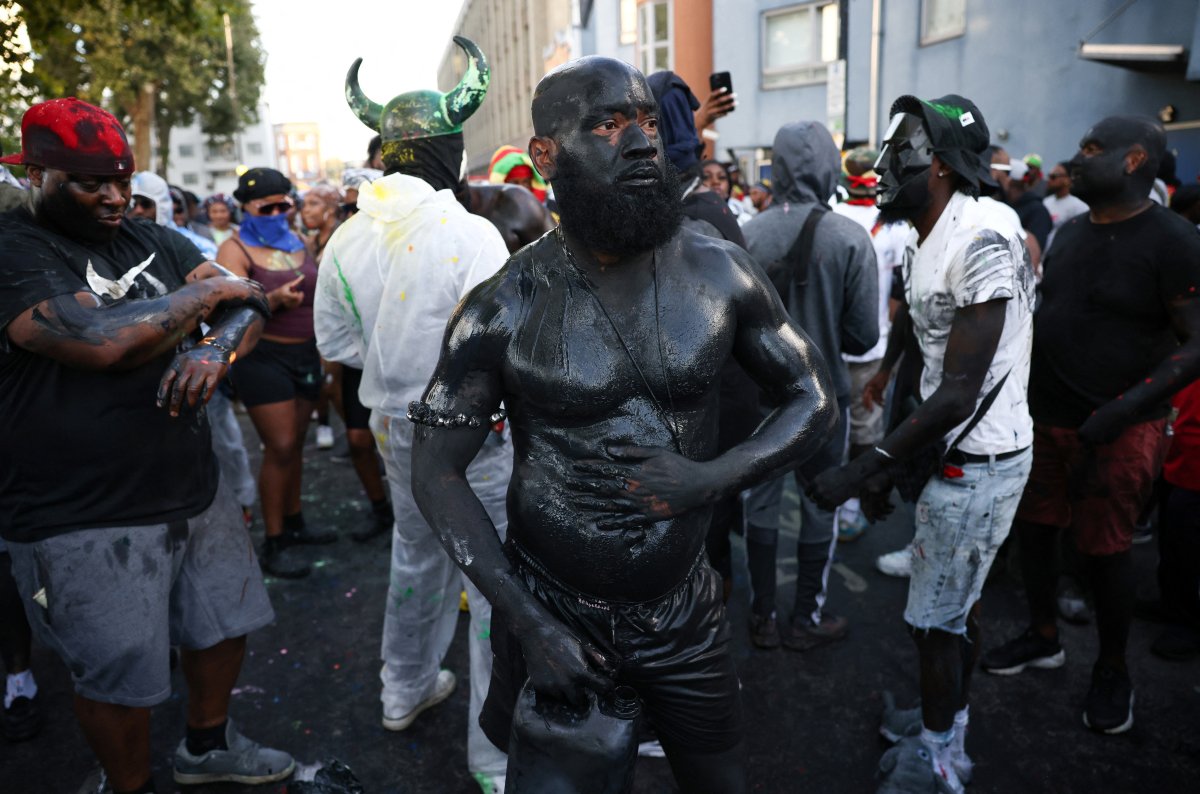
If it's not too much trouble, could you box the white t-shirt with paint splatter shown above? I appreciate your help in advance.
[903,191,1035,455]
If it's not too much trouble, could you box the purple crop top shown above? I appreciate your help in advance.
[229,238,318,340]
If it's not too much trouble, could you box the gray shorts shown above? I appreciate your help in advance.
[6,475,274,707]
[904,448,1032,634]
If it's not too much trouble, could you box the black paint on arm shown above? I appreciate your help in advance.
[874,298,1007,463]
[1100,296,1200,422]
[9,283,220,371]
[409,286,547,631]
[718,246,837,489]
[204,305,264,358]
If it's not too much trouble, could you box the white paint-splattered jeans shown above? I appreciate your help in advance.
[372,412,512,778]
[904,448,1032,635]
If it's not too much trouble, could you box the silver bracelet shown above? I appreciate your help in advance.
[873,445,896,461]
[406,400,506,429]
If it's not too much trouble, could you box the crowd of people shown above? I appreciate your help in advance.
[1,34,1198,794]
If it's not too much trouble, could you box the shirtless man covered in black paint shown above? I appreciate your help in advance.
[410,57,835,793]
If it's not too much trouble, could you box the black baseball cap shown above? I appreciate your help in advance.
[889,94,996,194]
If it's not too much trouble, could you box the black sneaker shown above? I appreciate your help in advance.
[281,519,337,547]
[782,613,848,652]
[749,612,781,649]
[1151,625,1200,661]
[3,694,43,742]
[980,628,1065,675]
[259,538,310,579]
[1083,664,1134,734]
[351,506,393,543]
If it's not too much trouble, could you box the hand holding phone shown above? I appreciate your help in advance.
[697,71,736,128]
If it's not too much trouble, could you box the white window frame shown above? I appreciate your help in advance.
[760,1,839,90]
[636,0,673,76]
[920,0,966,46]
[619,0,638,45]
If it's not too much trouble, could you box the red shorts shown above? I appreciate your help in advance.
[1015,419,1168,555]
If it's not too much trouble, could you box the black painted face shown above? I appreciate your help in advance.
[876,112,934,217]
[1069,120,1135,205]
[549,62,665,194]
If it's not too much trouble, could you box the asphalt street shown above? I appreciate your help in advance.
[5,415,1199,793]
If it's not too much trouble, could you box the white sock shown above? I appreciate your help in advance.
[920,726,957,783]
[952,706,969,756]
[5,670,37,709]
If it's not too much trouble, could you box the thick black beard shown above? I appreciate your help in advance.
[552,150,683,257]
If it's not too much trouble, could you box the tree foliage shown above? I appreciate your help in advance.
[0,0,265,174]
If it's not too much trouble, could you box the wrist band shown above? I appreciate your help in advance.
[200,337,236,360]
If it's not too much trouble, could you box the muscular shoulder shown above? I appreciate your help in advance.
[673,225,769,300]
[449,231,558,339]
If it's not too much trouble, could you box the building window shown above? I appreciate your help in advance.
[182,172,199,186]
[178,144,195,158]
[619,0,637,45]
[637,1,671,75]
[761,2,839,89]
[921,0,965,45]
[205,140,236,160]
[246,141,263,156]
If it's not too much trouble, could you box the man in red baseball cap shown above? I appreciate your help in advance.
[0,98,295,792]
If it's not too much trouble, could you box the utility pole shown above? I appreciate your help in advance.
[223,12,243,166]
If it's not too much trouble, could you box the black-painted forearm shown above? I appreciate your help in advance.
[25,281,222,371]
[1100,342,1200,424]
[203,305,265,358]
[879,302,910,372]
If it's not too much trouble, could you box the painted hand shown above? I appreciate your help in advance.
[207,275,271,318]
[157,343,231,417]
[1077,400,1130,446]
[808,463,864,512]
[569,445,724,531]
[859,469,896,522]
[521,621,614,708]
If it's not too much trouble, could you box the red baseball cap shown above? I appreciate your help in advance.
[0,97,134,176]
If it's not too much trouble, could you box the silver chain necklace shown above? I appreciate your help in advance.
[556,227,681,453]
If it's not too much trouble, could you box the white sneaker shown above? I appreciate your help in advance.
[316,425,334,450]
[382,669,456,731]
[876,544,913,578]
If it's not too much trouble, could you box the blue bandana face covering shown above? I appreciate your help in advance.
[239,213,305,252]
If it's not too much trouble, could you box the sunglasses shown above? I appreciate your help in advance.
[132,196,155,210]
[252,201,292,216]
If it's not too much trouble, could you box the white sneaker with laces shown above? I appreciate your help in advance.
[382,669,456,731]
[876,544,914,578]
[316,425,334,450]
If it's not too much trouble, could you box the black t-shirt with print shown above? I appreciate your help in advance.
[1029,203,1200,428]
[0,208,216,542]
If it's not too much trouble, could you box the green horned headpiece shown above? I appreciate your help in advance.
[345,36,490,141]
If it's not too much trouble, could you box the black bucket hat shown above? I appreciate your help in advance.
[890,94,996,195]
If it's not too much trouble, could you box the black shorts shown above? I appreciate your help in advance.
[481,542,743,754]
[230,338,321,407]
[340,365,371,430]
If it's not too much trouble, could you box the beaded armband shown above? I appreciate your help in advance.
[407,400,507,429]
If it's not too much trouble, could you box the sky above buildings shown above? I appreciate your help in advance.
[253,0,467,164]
